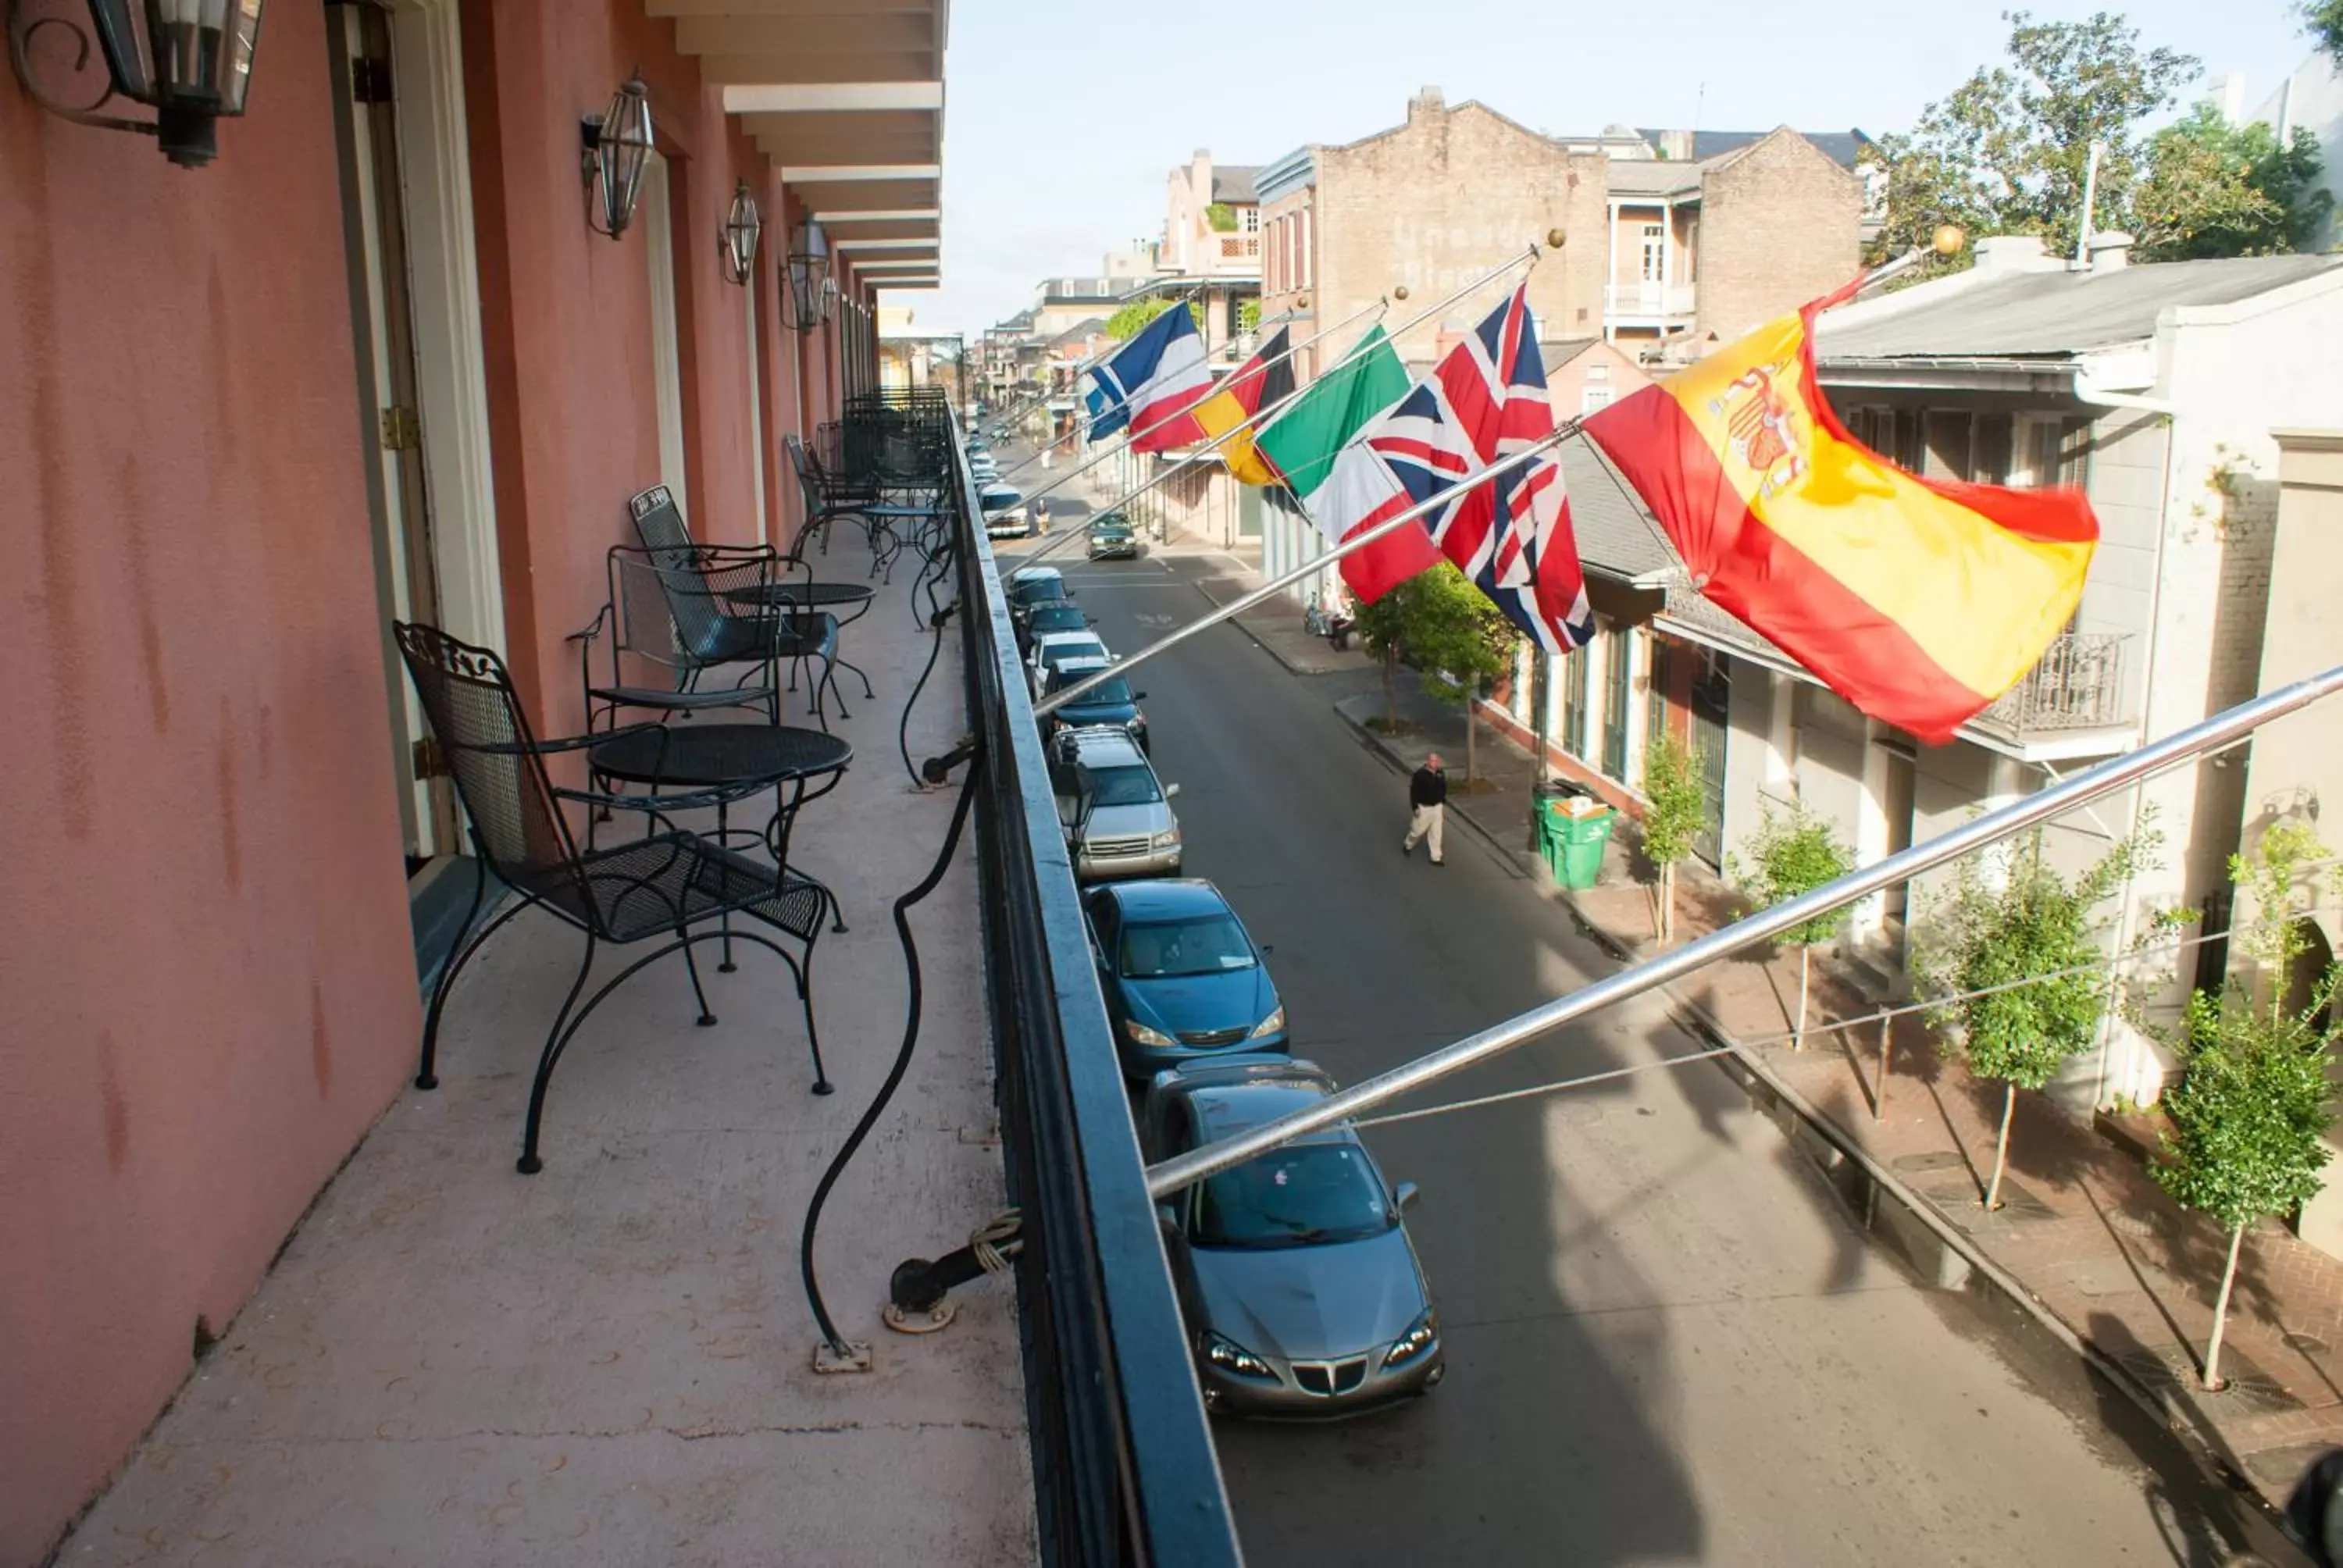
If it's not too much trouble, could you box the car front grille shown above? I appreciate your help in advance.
[1291,1357,1370,1398]
[1086,835,1151,858]
[1178,1025,1250,1047]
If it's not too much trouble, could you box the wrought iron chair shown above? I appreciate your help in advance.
[570,547,783,736]
[395,622,833,1174]
[627,486,857,722]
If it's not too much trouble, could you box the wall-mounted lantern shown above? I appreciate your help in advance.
[719,179,761,286]
[580,69,652,240]
[7,0,266,168]
[781,221,831,333]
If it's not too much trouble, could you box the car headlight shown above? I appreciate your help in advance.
[1247,1005,1286,1039]
[1149,829,1181,850]
[1125,1019,1178,1050]
[1383,1309,1439,1370]
[1128,715,1147,730]
[1204,1332,1277,1381]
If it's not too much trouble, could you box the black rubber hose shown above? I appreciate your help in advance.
[800,742,982,1353]
[897,600,956,789]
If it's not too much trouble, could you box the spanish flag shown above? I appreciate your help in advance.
[1582,284,2097,745]
[1147,326,1295,484]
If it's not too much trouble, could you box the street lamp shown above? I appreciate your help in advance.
[782,221,832,333]
[719,179,761,285]
[580,69,653,240]
[7,0,266,168]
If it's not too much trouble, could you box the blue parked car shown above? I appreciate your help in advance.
[1040,657,1148,751]
[1082,879,1287,1078]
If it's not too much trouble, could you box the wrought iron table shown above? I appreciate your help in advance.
[589,723,854,953]
[723,580,879,706]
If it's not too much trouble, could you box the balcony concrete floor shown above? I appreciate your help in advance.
[62,525,1036,1567]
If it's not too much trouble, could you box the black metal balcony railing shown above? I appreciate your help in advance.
[945,433,1243,1566]
[1979,632,2132,734]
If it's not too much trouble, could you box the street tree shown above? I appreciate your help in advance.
[1867,10,2201,267]
[1400,565,1515,785]
[1639,736,1707,946]
[1735,804,1855,1049]
[1918,831,2153,1211]
[1356,583,1408,731]
[2152,821,2341,1391]
[2134,105,2331,261]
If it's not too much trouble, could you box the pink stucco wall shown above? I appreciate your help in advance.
[0,8,423,1562]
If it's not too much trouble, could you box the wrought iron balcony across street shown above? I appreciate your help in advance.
[1978,632,2132,734]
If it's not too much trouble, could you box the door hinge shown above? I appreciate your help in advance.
[412,736,448,780]
[351,55,394,104]
[380,405,422,451]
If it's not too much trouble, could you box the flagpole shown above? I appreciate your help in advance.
[1036,412,1583,718]
[1006,237,1555,578]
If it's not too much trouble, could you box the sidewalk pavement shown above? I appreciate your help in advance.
[1307,644,2343,1513]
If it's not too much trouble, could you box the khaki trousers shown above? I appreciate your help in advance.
[1403,803,1445,862]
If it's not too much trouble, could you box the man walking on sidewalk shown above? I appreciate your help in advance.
[1403,754,1447,866]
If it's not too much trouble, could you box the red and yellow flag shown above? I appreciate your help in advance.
[1582,285,2096,745]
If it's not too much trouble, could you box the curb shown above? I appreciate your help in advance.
[1331,704,1548,871]
[1190,579,1378,681]
[1551,886,2301,1528]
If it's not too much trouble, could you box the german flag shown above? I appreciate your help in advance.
[1583,284,2096,744]
[1149,326,1295,485]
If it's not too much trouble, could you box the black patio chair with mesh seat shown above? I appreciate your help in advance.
[395,622,834,1174]
[790,431,939,581]
[569,547,783,738]
[627,486,861,720]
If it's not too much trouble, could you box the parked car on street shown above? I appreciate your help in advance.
[981,485,1030,538]
[1082,880,1284,1077]
[1006,566,1067,632]
[1047,726,1181,882]
[1016,599,1092,658]
[1038,657,1148,750]
[1140,1057,1443,1418]
[1028,631,1111,698]
[1088,511,1138,560]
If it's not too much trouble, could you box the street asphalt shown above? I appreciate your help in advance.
[995,504,2298,1566]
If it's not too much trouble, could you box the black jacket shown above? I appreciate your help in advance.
[1410,765,1448,808]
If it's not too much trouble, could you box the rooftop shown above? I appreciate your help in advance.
[1817,251,2343,361]
[1211,165,1262,204]
[1633,127,1874,168]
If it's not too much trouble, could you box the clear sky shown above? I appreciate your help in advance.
[879,0,2327,338]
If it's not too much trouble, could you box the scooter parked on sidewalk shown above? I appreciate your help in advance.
[1304,592,1357,651]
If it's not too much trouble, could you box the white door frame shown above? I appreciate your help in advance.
[389,0,504,655]
[642,152,690,519]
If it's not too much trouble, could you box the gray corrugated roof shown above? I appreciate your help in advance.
[1211,165,1261,204]
[1603,159,1708,197]
[1817,253,2343,360]
[1560,430,1676,583]
[1635,128,1873,169]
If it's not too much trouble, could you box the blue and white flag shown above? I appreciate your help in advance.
[1085,303,1213,451]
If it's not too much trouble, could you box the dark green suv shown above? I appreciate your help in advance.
[1087,511,1139,560]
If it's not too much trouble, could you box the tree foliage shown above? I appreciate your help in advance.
[1204,201,1239,233]
[1640,738,1707,945]
[2134,106,2333,261]
[1919,832,2152,1092]
[2155,821,2341,1228]
[1238,298,1262,336]
[1735,804,1855,950]
[1867,10,2202,267]
[1397,565,1514,782]
[1104,296,1204,341]
[2313,0,2343,66]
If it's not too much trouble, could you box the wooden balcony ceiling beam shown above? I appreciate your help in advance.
[693,52,936,86]
[790,217,933,241]
[671,12,937,53]
[786,178,940,210]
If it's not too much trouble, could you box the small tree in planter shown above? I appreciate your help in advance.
[1918,831,2154,1211]
[1356,586,1408,730]
[1735,804,1855,1049]
[2152,821,2341,1390]
[1639,737,1706,946]
[1400,565,1515,784]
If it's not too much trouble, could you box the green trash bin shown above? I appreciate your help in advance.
[1557,808,1616,890]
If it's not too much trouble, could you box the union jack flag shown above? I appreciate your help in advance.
[1364,286,1594,652]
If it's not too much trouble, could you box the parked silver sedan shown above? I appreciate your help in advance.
[1141,1057,1443,1417]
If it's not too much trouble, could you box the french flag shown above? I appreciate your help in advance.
[1086,305,1214,454]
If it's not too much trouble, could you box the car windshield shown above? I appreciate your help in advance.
[1027,607,1085,633]
[982,490,1022,511]
[1011,577,1061,605]
[1054,673,1132,706]
[1082,762,1161,808]
[1192,1142,1391,1249]
[1040,641,1106,671]
[1093,519,1130,536]
[1119,914,1254,978]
